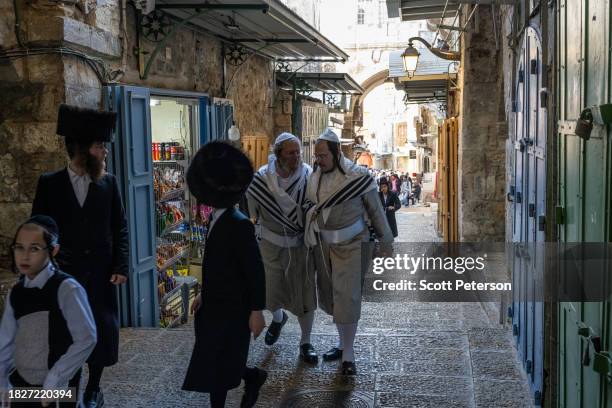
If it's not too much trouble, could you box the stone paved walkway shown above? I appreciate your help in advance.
[102,211,534,407]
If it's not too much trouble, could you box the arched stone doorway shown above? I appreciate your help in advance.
[345,69,391,137]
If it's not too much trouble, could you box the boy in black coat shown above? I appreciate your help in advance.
[182,141,267,408]
[31,104,128,408]
[379,180,401,238]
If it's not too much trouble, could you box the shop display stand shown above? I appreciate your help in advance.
[154,160,194,327]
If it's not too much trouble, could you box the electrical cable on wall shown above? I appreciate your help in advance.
[5,0,118,84]
[0,47,113,84]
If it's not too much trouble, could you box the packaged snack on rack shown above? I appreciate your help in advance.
[153,166,185,200]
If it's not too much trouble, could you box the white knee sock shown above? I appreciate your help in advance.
[336,323,344,350]
[298,311,314,345]
[272,309,284,323]
[338,323,358,362]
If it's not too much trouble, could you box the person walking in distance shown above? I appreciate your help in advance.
[379,180,401,238]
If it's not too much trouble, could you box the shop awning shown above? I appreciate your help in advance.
[152,0,348,62]
[275,72,364,95]
[388,0,514,22]
[388,48,457,104]
[397,0,460,21]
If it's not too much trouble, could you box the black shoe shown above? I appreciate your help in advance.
[265,311,288,345]
[240,368,268,408]
[299,343,318,364]
[341,361,357,376]
[322,347,343,362]
[83,389,104,408]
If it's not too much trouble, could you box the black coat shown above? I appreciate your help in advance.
[182,208,266,393]
[379,191,401,238]
[31,168,129,366]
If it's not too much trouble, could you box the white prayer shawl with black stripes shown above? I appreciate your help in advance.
[246,156,311,234]
[304,156,378,248]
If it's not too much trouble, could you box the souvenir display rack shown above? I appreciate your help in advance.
[153,160,197,327]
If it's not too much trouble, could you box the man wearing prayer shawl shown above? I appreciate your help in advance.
[304,128,393,375]
[246,133,318,364]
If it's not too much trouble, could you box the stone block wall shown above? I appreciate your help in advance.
[225,56,275,144]
[458,5,507,242]
[273,90,293,140]
[0,3,69,274]
[0,2,277,272]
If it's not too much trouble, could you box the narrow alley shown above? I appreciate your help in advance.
[101,211,533,408]
[2,0,610,407]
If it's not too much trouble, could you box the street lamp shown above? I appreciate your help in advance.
[402,37,461,77]
[401,44,420,78]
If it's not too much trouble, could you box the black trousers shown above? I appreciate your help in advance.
[8,369,81,408]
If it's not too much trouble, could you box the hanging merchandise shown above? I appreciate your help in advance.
[154,166,184,201]
[153,159,192,327]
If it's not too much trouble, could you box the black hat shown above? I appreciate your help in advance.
[24,215,59,241]
[187,141,254,208]
[56,104,117,143]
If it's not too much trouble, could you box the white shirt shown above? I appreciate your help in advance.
[278,174,292,190]
[67,165,91,207]
[317,167,345,203]
[0,263,97,390]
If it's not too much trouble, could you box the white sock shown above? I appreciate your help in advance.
[298,311,314,345]
[272,309,284,323]
[336,323,344,350]
[338,323,358,362]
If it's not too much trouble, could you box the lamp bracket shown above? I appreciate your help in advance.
[408,37,461,61]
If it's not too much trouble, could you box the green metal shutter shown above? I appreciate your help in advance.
[557,0,612,407]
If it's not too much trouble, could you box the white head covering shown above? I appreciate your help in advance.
[318,128,340,144]
[274,132,299,148]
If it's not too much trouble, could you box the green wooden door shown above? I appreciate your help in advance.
[557,0,612,406]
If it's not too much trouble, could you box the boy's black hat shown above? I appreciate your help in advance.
[56,104,117,143]
[25,215,59,240]
[187,141,254,208]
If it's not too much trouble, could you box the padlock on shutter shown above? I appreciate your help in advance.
[575,110,594,140]
[592,351,612,375]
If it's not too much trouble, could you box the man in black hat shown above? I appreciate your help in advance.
[182,141,267,408]
[31,104,129,408]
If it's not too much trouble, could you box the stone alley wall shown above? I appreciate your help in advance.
[0,1,276,272]
[457,5,507,242]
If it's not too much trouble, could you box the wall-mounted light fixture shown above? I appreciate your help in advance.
[228,121,241,141]
[402,37,461,77]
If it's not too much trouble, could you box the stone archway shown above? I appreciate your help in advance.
[346,69,390,135]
